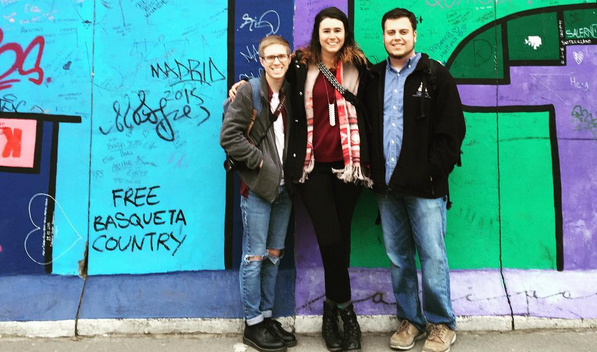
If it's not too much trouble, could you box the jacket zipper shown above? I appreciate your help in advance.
[271,128,283,202]
[430,176,435,196]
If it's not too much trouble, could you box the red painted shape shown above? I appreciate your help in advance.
[0,28,45,90]
[1,127,22,158]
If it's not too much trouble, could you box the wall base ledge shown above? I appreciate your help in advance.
[1,316,596,337]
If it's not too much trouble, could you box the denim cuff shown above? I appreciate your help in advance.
[246,314,264,326]
[262,310,273,319]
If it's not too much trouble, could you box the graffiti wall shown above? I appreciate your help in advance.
[1,0,596,333]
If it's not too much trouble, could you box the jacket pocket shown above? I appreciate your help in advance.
[392,159,433,196]
[248,151,279,201]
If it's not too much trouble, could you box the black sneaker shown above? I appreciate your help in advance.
[243,321,287,352]
[264,318,298,347]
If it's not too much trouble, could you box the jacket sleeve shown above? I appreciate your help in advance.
[356,62,372,165]
[428,67,466,181]
[220,84,263,170]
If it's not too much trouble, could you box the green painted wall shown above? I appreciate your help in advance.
[508,13,560,61]
[564,8,597,39]
[352,110,557,270]
[349,0,581,270]
[445,111,500,269]
[448,110,557,269]
[449,25,504,80]
[354,0,590,63]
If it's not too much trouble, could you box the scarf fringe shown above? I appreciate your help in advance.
[298,157,315,183]
[332,163,373,188]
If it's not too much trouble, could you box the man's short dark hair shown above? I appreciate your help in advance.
[382,8,417,31]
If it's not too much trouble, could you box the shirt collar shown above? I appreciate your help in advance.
[386,53,418,73]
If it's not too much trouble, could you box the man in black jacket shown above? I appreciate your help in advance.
[361,8,465,352]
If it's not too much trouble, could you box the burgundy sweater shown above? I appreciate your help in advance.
[312,71,342,163]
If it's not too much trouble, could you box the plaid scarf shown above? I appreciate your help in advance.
[300,60,372,187]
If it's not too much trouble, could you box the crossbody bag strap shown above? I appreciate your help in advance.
[246,77,263,138]
[316,61,357,105]
[246,111,257,138]
[247,94,286,146]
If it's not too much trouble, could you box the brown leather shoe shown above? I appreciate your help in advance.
[390,320,426,350]
[422,324,456,352]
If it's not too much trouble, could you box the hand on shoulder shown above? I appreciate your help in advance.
[228,80,248,102]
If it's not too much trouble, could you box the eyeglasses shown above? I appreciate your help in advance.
[262,54,290,63]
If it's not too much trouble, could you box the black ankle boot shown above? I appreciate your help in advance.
[243,321,287,352]
[264,318,297,347]
[339,304,361,351]
[322,301,342,352]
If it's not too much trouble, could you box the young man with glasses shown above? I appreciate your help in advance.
[220,35,295,352]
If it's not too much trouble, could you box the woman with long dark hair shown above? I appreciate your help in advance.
[284,7,371,352]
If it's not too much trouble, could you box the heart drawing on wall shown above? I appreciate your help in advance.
[573,51,584,65]
[24,193,83,266]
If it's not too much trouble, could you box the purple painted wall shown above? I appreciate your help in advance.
[458,46,597,270]
[293,0,348,49]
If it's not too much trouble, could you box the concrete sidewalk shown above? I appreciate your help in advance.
[0,329,596,352]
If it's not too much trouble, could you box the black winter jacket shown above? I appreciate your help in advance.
[284,50,371,183]
[362,54,465,198]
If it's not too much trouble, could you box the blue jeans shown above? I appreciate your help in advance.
[240,186,292,325]
[376,191,456,331]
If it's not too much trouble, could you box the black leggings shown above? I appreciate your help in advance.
[297,161,362,304]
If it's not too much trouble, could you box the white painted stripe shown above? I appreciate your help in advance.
[1,316,596,338]
[0,320,74,337]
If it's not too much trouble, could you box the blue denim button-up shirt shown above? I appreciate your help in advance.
[383,53,421,185]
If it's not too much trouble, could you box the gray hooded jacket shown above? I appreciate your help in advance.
[220,76,291,203]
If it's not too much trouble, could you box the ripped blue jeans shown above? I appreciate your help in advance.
[240,186,292,325]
